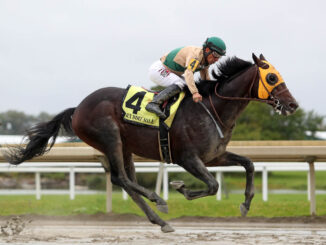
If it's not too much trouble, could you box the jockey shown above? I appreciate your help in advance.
[146,36,226,119]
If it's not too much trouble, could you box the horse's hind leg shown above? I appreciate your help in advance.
[123,151,168,213]
[92,117,172,232]
[110,173,174,233]
[171,155,219,200]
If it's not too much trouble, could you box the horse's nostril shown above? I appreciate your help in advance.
[289,102,298,110]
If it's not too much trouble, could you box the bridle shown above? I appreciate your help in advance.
[208,65,289,129]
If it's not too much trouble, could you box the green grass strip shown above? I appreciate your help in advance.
[0,192,325,219]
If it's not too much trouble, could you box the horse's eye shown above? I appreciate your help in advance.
[266,73,278,85]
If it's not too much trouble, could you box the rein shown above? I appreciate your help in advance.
[207,65,288,129]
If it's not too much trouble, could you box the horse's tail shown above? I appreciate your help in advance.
[4,107,76,165]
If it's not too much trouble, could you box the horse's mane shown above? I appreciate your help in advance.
[185,56,253,97]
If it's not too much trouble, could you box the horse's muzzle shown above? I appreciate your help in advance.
[278,100,299,116]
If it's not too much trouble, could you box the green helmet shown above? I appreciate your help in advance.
[203,37,226,56]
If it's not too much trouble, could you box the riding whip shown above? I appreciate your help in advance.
[198,101,224,139]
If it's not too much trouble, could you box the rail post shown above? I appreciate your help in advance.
[122,189,128,200]
[163,164,169,200]
[307,171,311,201]
[216,171,222,201]
[307,157,316,215]
[98,157,112,213]
[262,166,268,202]
[106,171,112,212]
[69,167,75,200]
[35,172,41,200]
[155,162,165,195]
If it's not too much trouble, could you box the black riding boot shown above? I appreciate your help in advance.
[145,84,182,119]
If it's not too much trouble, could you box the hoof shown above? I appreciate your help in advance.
[170,181,185,190]
[161,224,175,233]
[240,203,249,217]
[157,204,168,214]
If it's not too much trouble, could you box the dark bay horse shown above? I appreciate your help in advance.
[5,54,298,232]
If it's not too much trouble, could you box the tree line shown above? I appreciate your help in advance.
[231,102,325,140]
[0,111,53,135]
[0,104,324,140]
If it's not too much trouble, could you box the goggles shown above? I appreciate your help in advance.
[212,51,221,58]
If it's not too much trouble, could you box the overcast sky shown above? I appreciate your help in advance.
[0,0,325,116]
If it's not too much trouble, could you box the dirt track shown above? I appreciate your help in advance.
[1,214,326,245]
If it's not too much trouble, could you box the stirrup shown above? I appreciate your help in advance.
[146,103,167,119]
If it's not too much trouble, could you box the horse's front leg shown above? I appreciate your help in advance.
[171,155,219,200]
[123,150,168,214]
[206,151,255,217]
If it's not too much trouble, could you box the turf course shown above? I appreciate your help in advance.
[0,193,325,219]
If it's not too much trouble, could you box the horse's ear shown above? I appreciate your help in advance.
[252,53,258,64]
[252,53,259,64]
[259,54,267,61]
[252,53,269,69]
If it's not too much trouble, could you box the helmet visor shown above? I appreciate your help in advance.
[210,45,226,56]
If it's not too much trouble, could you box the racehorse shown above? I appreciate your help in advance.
[5,54,298,232]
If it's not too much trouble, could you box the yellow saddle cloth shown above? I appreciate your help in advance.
[122,85,185,129]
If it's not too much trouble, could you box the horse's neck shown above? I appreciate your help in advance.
[221,65,256,97]
[213,66,257,129]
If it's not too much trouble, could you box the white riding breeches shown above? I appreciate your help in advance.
[148,60,186,89]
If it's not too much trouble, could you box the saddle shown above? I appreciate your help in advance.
[122,85,185,163]
[122,85,184,129]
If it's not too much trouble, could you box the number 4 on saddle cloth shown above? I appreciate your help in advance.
[122,85,185,163]
[122,85,185,129]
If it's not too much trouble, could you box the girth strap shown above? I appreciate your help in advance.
[158,118,173,163]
